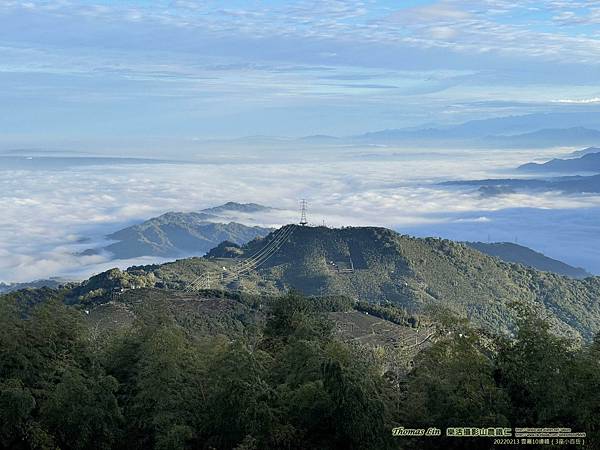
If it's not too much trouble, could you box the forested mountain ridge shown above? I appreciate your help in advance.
[3,225,600,449]
[201,202,274,215]
[217,226,600,340]
[1,286,599,449]
[83,208,272,259]
[50,225,600,341]
[465,241,590,279]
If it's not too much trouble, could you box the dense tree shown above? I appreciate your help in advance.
[104,300,206,450]
[0,298,122,450]
[571,334,600,440]
[0,379,41,449]
[321,356,390,450]
[400,332,510,449]
[495,307,575,425]
[1,291,599,450]
[40,368,122,450]
[494,307,600,446]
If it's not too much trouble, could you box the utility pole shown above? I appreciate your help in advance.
[299,199,308,226]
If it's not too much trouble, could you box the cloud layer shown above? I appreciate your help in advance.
[3,3,600,283]
[1,0,600,142]
[3,145,600,282]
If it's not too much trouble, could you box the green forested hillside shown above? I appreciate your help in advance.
[466,241,590,278]
[3,220,600,448]
[67,225,600,341]
[200,226,600,340]
[1,290,598,450]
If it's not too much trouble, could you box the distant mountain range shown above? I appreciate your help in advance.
[440,146,600,195]
[352,112,600,138]
[83,203,274,259]
[466,242,590,279]
[570,146,600,157]
[351,126,600,148]
[201,202,274,215]
[341,113,600,147]
[193,112,600,149]
[408,112,600,137]
[442,174,600,195]
[518,151,600,173]
[485,127,600,148]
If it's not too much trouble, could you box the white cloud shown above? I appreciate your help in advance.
[4,0,600,70]
[3,145,600,282]
[553,97,600,104]
[428,26,460,40]
[3,0,600,140]
[453,216,491,223]
[391,2,471,22]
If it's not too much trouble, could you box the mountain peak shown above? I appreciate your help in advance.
[201,202,273,214]
[570,146,600,157]
[84,206,272,259]
[162,224,600,340]
[518,151,600,173]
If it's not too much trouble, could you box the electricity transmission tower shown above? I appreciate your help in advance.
[299,199,308,226]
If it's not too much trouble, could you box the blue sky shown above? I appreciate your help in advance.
[2,0,600,147]
[4,1,600,282]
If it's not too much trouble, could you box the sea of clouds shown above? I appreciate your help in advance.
[3,145,600,283]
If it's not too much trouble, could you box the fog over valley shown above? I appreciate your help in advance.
[3,142,600,283]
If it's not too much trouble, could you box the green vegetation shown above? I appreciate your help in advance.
[400,305,600,449]
[4,225,600,448]
[82,209,271,259]
[40,225,600,342]
[466,241,590,279]
[1,291,598,449]
[0,292,394,449]
[354,300,422,328]
[194,226,600,341]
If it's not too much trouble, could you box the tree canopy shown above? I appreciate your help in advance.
[0,292,598,449]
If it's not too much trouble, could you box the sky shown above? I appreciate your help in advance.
[2,1,600,284]
[2,0,600,148]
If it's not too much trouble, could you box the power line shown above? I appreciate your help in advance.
[184,224,295,292]
[185,198,308,292]
[184,225,290,291]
